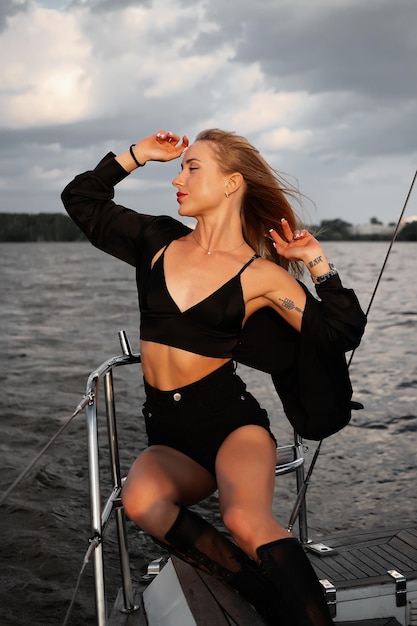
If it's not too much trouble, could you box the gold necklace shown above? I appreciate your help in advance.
[192,233,245,255]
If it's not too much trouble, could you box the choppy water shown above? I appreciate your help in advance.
[1,241,416,625]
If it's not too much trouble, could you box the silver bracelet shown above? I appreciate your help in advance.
[311,263,338,284]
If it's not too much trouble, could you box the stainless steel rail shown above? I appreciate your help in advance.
[84,331,141,626]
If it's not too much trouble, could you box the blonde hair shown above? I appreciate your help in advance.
[195,129,304,277]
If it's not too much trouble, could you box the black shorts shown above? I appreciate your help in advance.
[143,361,276,475]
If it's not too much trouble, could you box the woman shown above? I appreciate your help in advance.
[62,129,365,625]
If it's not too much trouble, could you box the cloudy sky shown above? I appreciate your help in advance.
[1,0,416,225]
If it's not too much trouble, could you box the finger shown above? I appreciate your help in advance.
[268,228,289,248]
[292,229,310,241]
[280,218,294,241]
[171,135,189,158]
[155,130,180,144]
[155,131,188,157]
[155,129,168,141]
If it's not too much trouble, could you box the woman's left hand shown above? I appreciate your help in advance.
[269,219,324,264]
[270,220,334,282]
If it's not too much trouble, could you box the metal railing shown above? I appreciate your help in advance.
[84,331,141,625]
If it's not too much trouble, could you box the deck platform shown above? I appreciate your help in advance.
[307,526,417,590]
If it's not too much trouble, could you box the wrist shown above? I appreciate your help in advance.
[129,144,145,168]
[311,262,338,284]
[304,253,329,277]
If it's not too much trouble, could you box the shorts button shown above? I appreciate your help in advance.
[173,392,182,402]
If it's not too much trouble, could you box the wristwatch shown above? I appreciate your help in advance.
[312,263,338,284]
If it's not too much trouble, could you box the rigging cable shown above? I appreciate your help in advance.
[288,168,417,532]
[0,388,97,624]
[62,533,102,626]
[348,168,417,367]
[0,392,94,507]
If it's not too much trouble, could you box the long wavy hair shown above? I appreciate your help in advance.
[195,129,304,277]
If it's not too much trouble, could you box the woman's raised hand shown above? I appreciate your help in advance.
[134,130,189,164]
[269,218,324,265]
[116,130,189,173]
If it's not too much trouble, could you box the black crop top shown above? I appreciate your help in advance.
[140,245,259,357]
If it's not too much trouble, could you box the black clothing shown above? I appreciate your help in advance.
[257,538,334,625]
[141,242,259,358]
[164,506,283,625]
[143,361,276,475]
[62,152,366,440]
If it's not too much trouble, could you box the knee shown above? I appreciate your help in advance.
[121,477,148,524]
[121,478,175,539]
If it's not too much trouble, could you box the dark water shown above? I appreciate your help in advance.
[1,241,416,625]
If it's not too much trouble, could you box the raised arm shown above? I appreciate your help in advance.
[61,130,189,266]
[269,218,366,351]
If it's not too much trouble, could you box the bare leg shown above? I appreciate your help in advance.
[216,425,333,625]
[121,444,217,538]
[215,424,290,559]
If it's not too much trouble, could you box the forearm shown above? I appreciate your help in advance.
[116,144,147,173]
[303,251,336,284]
[62,152,129,218]
[301,274,367,352]
[61,152,153,266]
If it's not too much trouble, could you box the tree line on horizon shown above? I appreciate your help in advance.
[0,213,86,242]
[1,212,416,242]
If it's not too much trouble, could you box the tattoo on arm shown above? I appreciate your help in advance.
[279,297,304,314]
[308,256,323,268]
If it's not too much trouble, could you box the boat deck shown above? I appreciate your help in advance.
[307,526,417,591]
[109,525,417,625]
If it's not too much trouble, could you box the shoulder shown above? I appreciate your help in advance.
[246,255,296,288]
[138,215,192,262]
[240,255,292,299]
[142,215,191,243]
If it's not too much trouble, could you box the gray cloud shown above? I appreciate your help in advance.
[0,0,30,32]
[0,0,416,224]
[233,1,417,100]
[69,0,151,12]
[178,0,417,163]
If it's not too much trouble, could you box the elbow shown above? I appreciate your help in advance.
[339,319,367,352]
[61,182,76,217]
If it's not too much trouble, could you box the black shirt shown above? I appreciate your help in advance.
[62,152,367,439]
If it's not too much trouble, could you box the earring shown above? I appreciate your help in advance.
[225,191,230,198]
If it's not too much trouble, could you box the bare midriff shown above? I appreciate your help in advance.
[140,339,230,390]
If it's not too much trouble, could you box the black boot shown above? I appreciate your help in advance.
[163,506,282,625]
[257,538,334,626]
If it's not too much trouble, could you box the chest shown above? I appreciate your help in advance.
[144,252,246,330]
[159,244,251,309]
